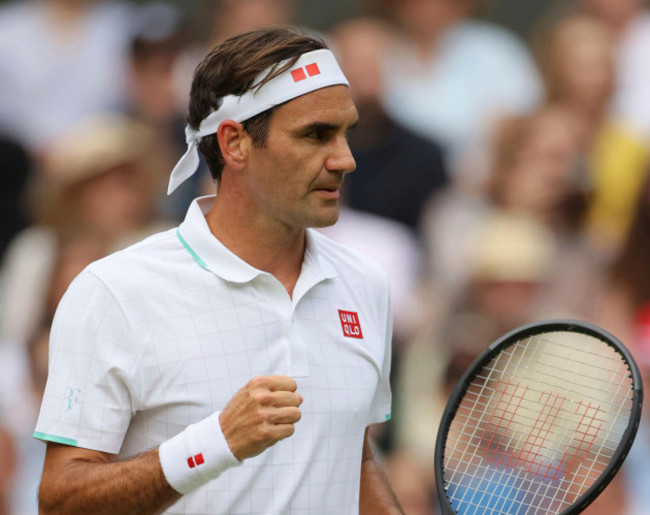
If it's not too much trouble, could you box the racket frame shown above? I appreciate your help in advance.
[434,319,644,515]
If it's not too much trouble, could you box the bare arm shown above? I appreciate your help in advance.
[38,444,179,515]
[359,428,405,514]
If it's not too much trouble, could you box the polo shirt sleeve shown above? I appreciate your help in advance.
[367,281,393,426]
[34,269,139,454]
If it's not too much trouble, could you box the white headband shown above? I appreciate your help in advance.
[167,48,349,194]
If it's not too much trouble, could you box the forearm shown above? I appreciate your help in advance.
[39,448,180,515]
[359,433,404,515]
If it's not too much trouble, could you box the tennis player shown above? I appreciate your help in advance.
[34,28,403,514]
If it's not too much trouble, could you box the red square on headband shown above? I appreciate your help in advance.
[305,63,321,77]
[187,457,196,469]
[291,67,307,82]
[194,453,204,466]
[338,310,363,339]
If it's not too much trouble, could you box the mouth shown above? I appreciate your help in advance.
[313,187,341,200]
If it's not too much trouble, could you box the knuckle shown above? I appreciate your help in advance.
[253,409,267,425]
[249,376,267,389]
[254,391,273,406]
[258,425,274,441]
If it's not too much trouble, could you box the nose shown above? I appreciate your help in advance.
[326,135,356,175]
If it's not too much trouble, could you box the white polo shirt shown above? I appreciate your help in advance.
[35,196,393,514]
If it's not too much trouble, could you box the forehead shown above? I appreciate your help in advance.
[270,85,358,128]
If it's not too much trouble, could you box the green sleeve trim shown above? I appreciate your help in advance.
[385,413,391,421]
[33,432,78,447]
[176,229,208,269]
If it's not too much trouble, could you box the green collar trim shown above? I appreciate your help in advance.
[177,228,208,269]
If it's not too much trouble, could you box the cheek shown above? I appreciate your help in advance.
[251,145,316,196]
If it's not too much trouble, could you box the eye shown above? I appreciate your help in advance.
[306,129,330,141]
[301,123,338,142]
[307,129,327,140]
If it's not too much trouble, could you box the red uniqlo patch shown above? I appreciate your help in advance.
[291,67,307,82]
[187,453,205,468]
[339,310,363,339]
[305,62,321,77]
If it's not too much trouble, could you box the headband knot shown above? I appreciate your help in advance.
[185,126,201,146]
[167,48,349,195]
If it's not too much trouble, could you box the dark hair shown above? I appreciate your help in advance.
[188,27,327,182]
[609,173,650,309]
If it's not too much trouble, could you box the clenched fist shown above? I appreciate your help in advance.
[219,376,303,461]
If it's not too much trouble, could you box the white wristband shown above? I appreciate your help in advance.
[158,411,242,494]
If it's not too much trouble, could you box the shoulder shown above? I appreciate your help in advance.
[82,227,183,290]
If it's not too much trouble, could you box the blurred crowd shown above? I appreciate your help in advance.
[1,0,650,513]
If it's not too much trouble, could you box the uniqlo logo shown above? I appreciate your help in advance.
[187,453,204,469]
[290,62,321,82]
[339,310,363,339]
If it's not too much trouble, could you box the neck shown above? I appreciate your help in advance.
[205,191,306,297]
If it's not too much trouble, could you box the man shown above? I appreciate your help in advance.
[34,28,403,514]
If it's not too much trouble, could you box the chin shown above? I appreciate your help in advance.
[306,211,340,228]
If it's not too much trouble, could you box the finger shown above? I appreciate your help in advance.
[248,375,297,392]
[264,375,298,392]
[267,406,302,425]
[273,423,297,442]
[267,390,303,407]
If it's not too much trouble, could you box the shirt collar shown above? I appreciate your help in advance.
[177,196,338,285]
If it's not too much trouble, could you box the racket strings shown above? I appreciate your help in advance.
[481,346,632,402]
[442,332,635,514]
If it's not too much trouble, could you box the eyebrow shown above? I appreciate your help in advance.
[302,119,359,133]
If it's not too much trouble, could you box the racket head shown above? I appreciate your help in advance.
[434,319,643,515]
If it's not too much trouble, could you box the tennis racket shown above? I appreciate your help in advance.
[434,319,643,514]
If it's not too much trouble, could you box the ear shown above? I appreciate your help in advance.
[217,120,250,171]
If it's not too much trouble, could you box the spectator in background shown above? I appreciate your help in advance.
[597,173,650,369]
[577,0,650,141]
[0,0,137,154]
[125,2,192,221]
[421,105,590,306]
[594,173,650,514]
[0,114,171,347]
[329,17,448,231]
[377,0,543,188]
[533,10,650,255]
[0,136,31,263]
